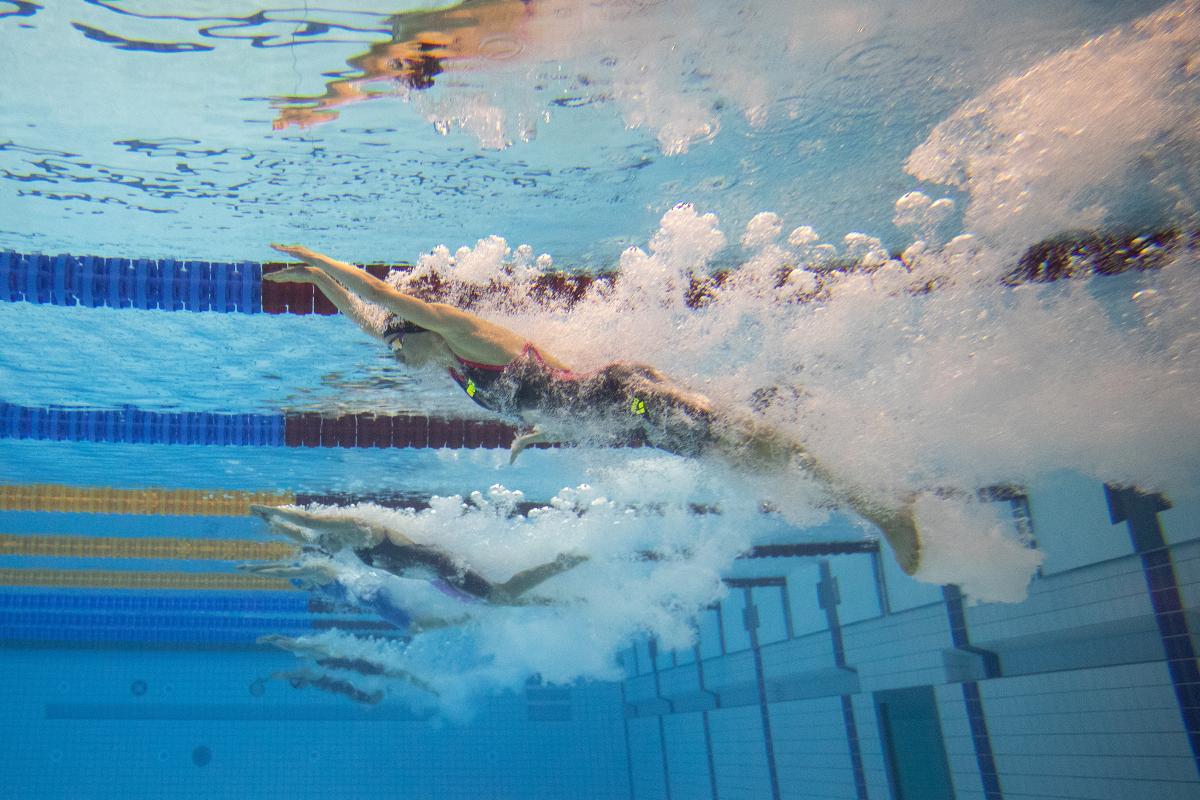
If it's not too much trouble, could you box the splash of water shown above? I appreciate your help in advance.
[275,0,1200,711]
[906,0,1200,252]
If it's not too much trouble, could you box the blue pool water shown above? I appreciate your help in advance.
[2,1,1200,798]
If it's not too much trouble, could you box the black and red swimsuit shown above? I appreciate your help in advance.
[384,316,716,455]
[447,344,716,457]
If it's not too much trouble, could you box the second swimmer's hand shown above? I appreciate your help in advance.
[263,265,321,283]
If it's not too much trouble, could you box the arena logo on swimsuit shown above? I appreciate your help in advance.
[466,379,477,398]
[630,397,646,415]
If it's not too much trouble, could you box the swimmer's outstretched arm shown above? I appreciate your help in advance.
[269,244,479,335]
[264,264,387,340]
[267,243,568,368]
[250,504,404,551]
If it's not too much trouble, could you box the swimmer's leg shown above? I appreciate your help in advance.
[491,554,588,604]
[711,422,923,575]
[850,498,921,576]
[794,453,922,576]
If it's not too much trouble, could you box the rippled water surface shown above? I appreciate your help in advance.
[0,0,1177,264]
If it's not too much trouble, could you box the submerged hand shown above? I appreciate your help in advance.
[263,264,321,284]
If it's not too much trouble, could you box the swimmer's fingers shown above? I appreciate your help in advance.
[256,634,295,649]
[238,560,320,580]
[263,264,321,284]
[269,243,312,258]
[248,504,274,520]
[237,560,294,576]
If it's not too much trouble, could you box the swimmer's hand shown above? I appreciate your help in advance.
[509,427,551,464]
[263,264,320,283]
[270,243,316,260]
[239,559,339,587]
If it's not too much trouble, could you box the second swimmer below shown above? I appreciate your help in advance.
[265,243,922,575]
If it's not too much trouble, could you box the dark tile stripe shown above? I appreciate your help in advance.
[962,682,1003,800]
[742,587,782,800]
[840,695,869,800]
[942,585,1003,798]
[943,585,1002,678]
[1105,484,1200,773]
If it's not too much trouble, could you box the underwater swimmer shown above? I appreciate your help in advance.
[248,503,587,606]
[264,244,922,574]
[261,636,439,699]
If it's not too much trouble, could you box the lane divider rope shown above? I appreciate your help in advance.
[0,534,296,561]
[0,568,293,591]
[0,403,522,450]
[0,484,294,515]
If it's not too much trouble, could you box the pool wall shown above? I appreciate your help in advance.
[617,474,1200,800]
[1,471,1197,799]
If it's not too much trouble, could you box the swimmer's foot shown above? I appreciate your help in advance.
[867,506,922,576]
[509,427,552,464]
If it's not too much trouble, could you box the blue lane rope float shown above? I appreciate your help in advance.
[0,250,263,312]
[0,592,309,614]
[0,402,520,450]
[0,403,286,447]
[0,232,1183,312]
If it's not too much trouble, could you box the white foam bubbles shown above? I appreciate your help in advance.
[910,493,1044,604]
[906,0,1200,253]
[277,466,761,715]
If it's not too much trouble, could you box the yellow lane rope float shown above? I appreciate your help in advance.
[0,484,294,516]
[0,568,293,591]
[0,534,295,561]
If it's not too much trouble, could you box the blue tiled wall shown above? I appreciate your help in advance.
[620,471,1200,799]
